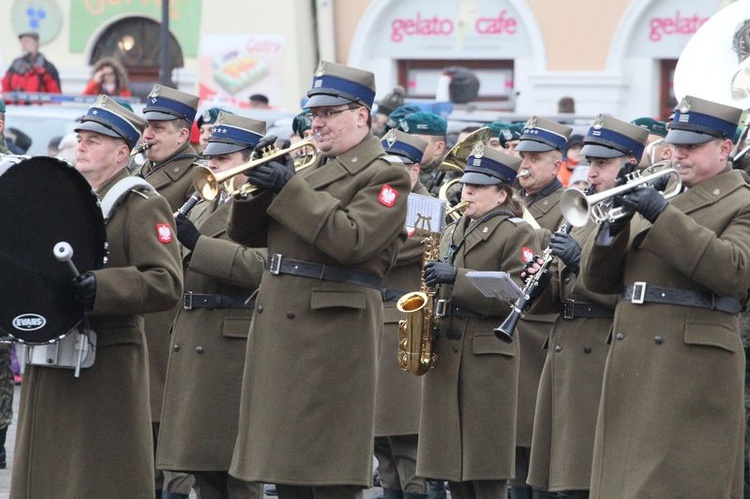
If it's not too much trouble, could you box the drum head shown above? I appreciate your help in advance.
[0,157,107,343]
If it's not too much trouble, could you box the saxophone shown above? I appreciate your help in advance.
[396,230,440,376]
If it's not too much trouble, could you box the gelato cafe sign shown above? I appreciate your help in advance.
[390,11,519,42]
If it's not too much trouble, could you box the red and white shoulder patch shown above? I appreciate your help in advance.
[521,246,534,263]
[378,184,398,207]
[156,223,173,243]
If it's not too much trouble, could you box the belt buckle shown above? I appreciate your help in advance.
[183,291,193,310]
[435,299,448,319]
[269,254,282,275]
[563,300,575,319]
[631,282,646,305]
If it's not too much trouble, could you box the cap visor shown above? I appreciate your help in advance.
[203,141,247,156]
[665,129,716,145]
[460,171,501,185]
[143,110,178,121]
[74,121,122,141]
[516,140,555,152]
[581,143,624,158]
[305,93,354,108]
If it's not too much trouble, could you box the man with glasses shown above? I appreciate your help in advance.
[227,61,411,499]
[582,95,750,496]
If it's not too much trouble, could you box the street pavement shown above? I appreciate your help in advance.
[0,385,388,498]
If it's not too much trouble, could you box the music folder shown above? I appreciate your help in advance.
[406,193,446,233]
[466,271,524,301]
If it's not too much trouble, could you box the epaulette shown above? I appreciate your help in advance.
[99,176,156,222]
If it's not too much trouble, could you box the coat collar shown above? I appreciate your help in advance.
[302,134,385,189]
[670,169,746,214]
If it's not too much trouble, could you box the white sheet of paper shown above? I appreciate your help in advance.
[466,271,524,301]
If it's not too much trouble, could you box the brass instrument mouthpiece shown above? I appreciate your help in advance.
[517,170,530,178]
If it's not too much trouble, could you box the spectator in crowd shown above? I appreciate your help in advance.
[248,94,270,109]
[82,57,132,97]
[568,164,590,190]
[2,32,61,101]
[57,132,78,165]
[47,135,63,156]
[559,134,585,187]
[372,85,406,137]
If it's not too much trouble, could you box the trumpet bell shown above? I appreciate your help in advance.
[559,188,596,228]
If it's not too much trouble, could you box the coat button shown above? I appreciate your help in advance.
[584,346,592,353]
[173,344,180,352]
[195,346,204,353]
[616,332,624,340]
[286,311,295,319]
[564,277,570,284]
[447,329,461,340]
[654,335,663,344]
[452,345,459,353]
[554,345,562,353]
[257,304,263,313]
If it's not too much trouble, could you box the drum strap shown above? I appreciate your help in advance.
[100,176,156,222]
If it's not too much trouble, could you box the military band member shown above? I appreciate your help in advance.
[156,113,268,499]
[582,96,750,496]
[416,148,540,499]
[375,129,431,499]
[525,115,649,498]
[196,107,230,156]
[510,116,572,499]
[396,111,447,194]
[11,96,182,498]
[631,116,671,169]
[487,121,523,157]
[137,83,201,499]
[227,61,411,499]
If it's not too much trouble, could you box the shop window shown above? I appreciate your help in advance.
[660,59,677,121]
[398,59,515,110]
[90,17,185,101]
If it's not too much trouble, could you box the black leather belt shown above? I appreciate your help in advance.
[381,288,406,302]
[561,300,614,320]
[268,254,381,290]
[183,292,254,310]
[622,282,742,314]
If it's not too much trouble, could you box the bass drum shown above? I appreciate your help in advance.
[0,156,107,344]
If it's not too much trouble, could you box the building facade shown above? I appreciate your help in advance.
[0,0,741,118]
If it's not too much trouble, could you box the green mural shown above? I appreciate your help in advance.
[69,0,201,56]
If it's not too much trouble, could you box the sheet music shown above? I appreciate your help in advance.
[406,193,446,234]
[466,271,524,301]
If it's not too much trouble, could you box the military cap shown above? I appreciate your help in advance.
[631,117,668,138]
[515,116,573,153]
[566,134,584,150]
[75,95,147,149]
[461,143,521,185]
[385,104,421,131]
[197,107,231,128]
[398,111,447,136]
[18,32,39,41]
[292,111,312,137]
[203,112,266,157]
[306,61,376,109]
[381,129,428,164]
[494,122,524,148]
[142,84,199,123]
[488,121,510,138]
[581,114,649,159]
[665,95,742,145]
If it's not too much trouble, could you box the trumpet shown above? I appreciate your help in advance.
[192,137,319,201]
[560,167,682,227]
[130,142,153,157]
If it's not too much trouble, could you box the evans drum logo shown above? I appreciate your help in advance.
[12,314,46,331]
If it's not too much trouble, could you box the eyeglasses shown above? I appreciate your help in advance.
[305,106,357,122]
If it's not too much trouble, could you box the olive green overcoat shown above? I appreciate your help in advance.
[11,169,182,498]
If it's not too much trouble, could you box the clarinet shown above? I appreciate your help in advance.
[493,185,595,343]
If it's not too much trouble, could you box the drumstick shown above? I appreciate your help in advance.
[53,242,80,277]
